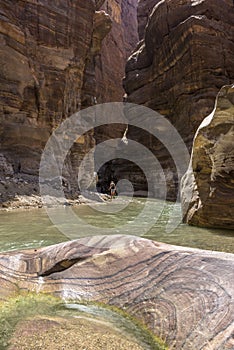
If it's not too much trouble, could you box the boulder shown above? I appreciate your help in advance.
[181,84,234,229]
[0,235,233,349]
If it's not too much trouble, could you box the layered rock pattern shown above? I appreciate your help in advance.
[181,84,234,229]
[93,0,138,193]
[137,0,160,40]
[0,0,140,203]
[96,0,138,103]
[94,0,138,146]
[0,235,233,349]
[0,0,112,199]
[121,0,234,200]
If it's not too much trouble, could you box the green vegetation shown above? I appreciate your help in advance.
[0,293,62,349]
[64,299,168,350]
[0,293,168,350]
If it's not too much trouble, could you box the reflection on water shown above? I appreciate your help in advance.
[0,197,233,253]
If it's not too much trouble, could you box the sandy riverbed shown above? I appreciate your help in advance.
[9,315,145,350]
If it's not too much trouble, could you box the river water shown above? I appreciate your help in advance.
[0,197,233,253]
[0,293,162,350]
[0,198,233,349]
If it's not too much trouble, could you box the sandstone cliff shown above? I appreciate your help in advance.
[0,0,139,206]
[94,0,138,192]
[122,0,234,200]
[0,0,110,194]
[137,0,159,40]
[96,0,138,103]
[181,84,234,229]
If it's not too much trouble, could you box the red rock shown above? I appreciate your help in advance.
[122,0,234,200]
[0,0,139,200]
[94,0,138,191]
[96,0,138,103]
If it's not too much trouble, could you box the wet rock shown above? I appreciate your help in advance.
[0,235,233,349]
[181,84,234,229]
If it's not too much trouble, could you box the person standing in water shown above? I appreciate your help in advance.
[109,181,116,200]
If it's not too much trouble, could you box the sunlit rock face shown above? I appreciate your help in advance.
[181,84,234,229]
[122,0,234,200]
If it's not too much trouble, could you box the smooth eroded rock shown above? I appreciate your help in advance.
[181,84,234,229]
[0,235,233,349]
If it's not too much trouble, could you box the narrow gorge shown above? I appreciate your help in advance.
[0,0,138,203]
[0,0,233,229]
[0,1,234,349]
[121,0,234,203]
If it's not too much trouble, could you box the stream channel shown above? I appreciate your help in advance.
[0,197,233,349]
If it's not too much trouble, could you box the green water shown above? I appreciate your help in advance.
[0,294,166,350]
[0,199,233,349]
[0,197,233,253]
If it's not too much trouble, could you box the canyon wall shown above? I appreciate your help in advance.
[122,0,234,200]
[0,0,109,197]
[94,0,139,191]
[0,0,138,204]
[95,0,138,144]
[137,0,159,40]
[181,84,234,229]
[96,0,138,103]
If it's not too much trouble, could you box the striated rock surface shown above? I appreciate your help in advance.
[137,0,160,40]
[0,0,139,205]
[181,84,234,229]
[122,0,234,200]
[0,0,112,202]
[94,0,138,192]
[96,0,138,103]
[0,235,233,349]
[94,0,138,141]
